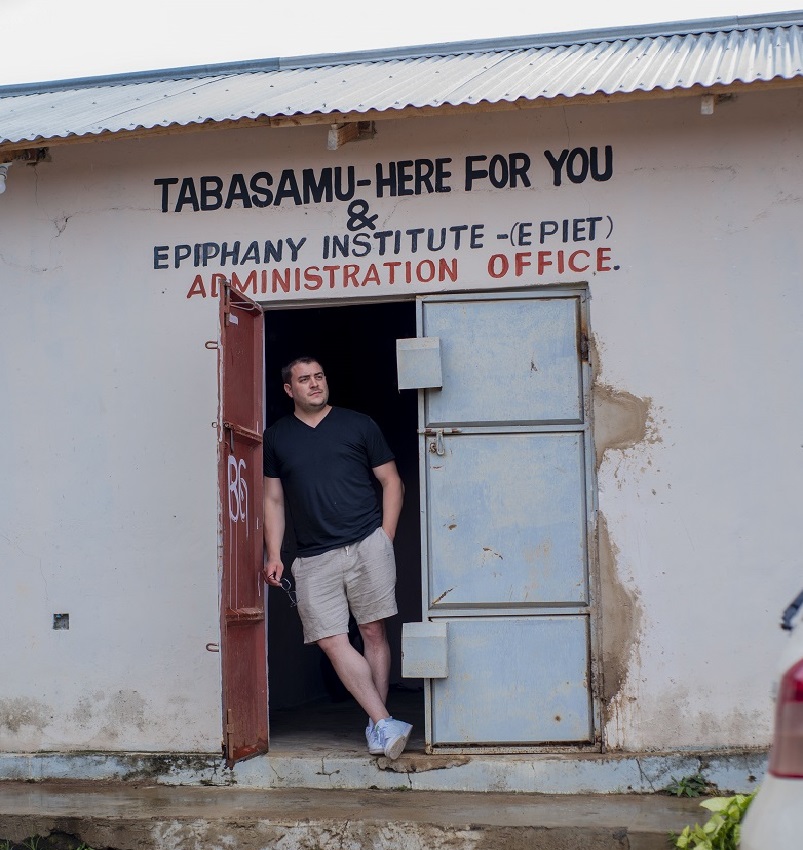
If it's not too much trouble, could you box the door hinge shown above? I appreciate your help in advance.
[225,708,234,757]
[578,331,590,363]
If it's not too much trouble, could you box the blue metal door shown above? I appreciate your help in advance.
[410,290,596,749]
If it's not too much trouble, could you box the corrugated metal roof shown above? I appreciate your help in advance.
[2,11,803,148]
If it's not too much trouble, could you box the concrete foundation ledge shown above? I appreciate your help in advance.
[0,780,711,850]
[0,749,767,795]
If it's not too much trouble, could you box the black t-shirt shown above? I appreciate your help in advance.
[263,407,395,556]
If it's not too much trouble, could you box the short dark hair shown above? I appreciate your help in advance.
[281,356,322,385]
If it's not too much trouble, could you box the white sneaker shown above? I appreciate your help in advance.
[365,723,384,756]
[375,717,413,760]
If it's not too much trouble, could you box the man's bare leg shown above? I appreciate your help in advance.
[317,633,390,725]
[358,619,390,705]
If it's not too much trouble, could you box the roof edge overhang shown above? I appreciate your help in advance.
[1,8,801,97]
[3,76,801,157]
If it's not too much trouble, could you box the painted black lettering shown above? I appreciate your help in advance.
[488,154,509,189]
[153,245,169,269]
[220,242,240,265]
[263,241,283,262]
[415,159,435,194]
[590,145,613,182]
[449,225,468,249]
[273,171,302,206]
[175,178,200,212]
[331,234,349,258]
[302,167,333,203]
[375,162,396,198]
[406,228,425,252]
[544,149,569,187]
[509,153,531,187]
[154,177,179,212]
[351,233,371,257]
[200,176,223,211]
[373,230,393,254]
[587,216,603,239]
[199,243,220,266]
[225,174,252,209]
[174,245,192,268]
[333,166,355,202]
[434,158,452,193]
[465,155,488,191]
[396,160,414,196]
[540,221,559,242]
[250,172,273,207]
[241,241,260,264]
[427,228,446,251]
[566,148,589,184]
[286,237,306,261]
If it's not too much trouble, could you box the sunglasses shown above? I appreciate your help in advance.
[279,577,297,607]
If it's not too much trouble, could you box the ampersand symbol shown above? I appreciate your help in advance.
[346,199,378,232]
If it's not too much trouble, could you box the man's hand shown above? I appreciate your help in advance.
[373,460,404,543]
[263,476,286,587]
[263,556,284,587]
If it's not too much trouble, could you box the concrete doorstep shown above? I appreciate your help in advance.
[0,780,708,850]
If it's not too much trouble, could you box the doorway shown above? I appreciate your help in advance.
[263,299,423,749]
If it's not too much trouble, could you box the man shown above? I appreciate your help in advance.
[262,356,413,760]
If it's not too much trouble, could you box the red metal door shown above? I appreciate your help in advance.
[218,283,267,766]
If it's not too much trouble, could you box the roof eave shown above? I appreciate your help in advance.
[3,75,801,156]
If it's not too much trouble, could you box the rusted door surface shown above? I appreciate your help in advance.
[218,284,267,765]
[415,291,595,748]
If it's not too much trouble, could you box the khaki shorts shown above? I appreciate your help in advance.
[291,526,398,644]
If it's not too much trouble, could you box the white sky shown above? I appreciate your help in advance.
[1,0,799,86]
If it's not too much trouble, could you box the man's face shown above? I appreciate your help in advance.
[284,361,329,412]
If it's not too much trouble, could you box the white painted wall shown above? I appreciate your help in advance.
[1,85,800,752]
[0,140,223,751]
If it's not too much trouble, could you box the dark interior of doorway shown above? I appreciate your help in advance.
[264,300,423,749]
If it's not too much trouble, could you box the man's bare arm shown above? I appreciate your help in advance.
[373,460,404,542]
[263,476,285,586]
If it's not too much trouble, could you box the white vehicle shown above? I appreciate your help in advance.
[741,590,803,849]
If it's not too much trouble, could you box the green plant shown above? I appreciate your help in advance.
[665,772,711,797]
[672,792,755,849]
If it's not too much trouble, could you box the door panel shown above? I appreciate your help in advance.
[431,616,591,744]
[422,297,582,425]
[218,284,268,766]
[412,291,595,749]
[427,432,588,607]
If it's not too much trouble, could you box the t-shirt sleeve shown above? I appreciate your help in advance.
[365,417,395,468]
[263,428,280,478]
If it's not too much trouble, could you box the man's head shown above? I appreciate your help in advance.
[282,356,329,414]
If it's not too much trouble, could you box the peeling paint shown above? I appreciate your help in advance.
[0,698,50,734]
[99,690,148,740]
[589,335,652,741]
[589,333,664,478]
[593,384,656,471]
[432,587,455,605]
[596,515,643,713]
